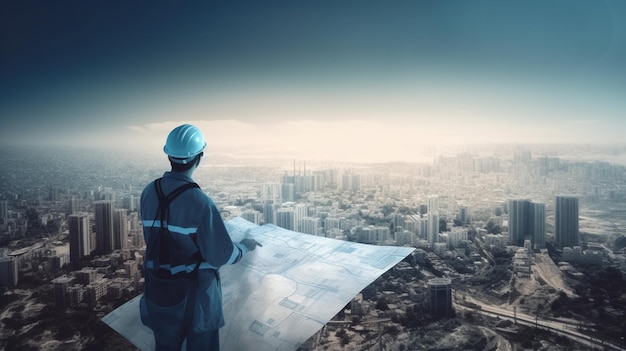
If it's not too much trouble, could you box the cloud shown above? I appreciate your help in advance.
[568,120,597,125]
[125,125,149,133]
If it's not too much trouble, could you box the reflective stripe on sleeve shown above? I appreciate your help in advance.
[225,243,245,265]
[142,220,198,235]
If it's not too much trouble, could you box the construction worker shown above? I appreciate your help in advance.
[140,123,261,350]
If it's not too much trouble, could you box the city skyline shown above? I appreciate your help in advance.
[1,136,626,349]
[1,1,625,163]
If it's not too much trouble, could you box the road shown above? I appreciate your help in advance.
[456,294,625,351]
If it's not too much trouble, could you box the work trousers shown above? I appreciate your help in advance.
[154,329,219,351]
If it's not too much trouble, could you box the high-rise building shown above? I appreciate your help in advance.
[263,200,276,225]
[428,278,453,317]
[294,203,308,232]
[396,230,414,246]
[241,210,261,225]
[281,183,295,202]
[75,268,97,285]
[356,226,390,244]
[508,199,546,248]
[69,213,91,264]
[341,174,361,192]
[276,209,296,231]
[262,183,282,204]
[300,217,319,236]
[95,200,114,254]
[0,256,19,287]
[68,196,79,215]
[428,196,439,216]
[458,206,469,226]
[555,195,579,248]
[113,209,128,250]
[52,275,73,308]
[530,202,546,249]
[428,213,439,248]
[508,199,529,246]
[0,199,8,224]
[428,195,439,249]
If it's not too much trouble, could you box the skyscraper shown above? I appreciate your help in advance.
[95,200,114,254]
[341,173,361,192]
[300,217,319,235]
[0,199,8,224]
[428,195,439,249]
[241,210,261,225]
[0,256,19,287]
[276,208,296,231]
[458,206,469,226]
[555,195,579,248]
[428,278,453,317]
[263,200,276,225]
[281,183,295,202]
[508,199,546,249]
[69,213,91,264]
[262,183,282,204]
[113,209,128,250]
[52,276,73,308]
[294,203,308,232]
[530,202,546,249]
[508,199,530,246]
[68,196,79,215]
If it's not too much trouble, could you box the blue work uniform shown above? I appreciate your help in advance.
[140,171,248,350]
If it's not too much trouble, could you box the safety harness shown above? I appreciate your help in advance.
[141,178,203,342]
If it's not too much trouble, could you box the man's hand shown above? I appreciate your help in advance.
[240,238,263,251]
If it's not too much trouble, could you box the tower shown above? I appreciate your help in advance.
[0,255,19,287]
[0,199,7,224]
[52,276,73,308]
[276,208,296,231]
[428,195,439,249]
[508,199,546,248]
[294,203,308,232]
[458,205,469,226]
[530,202,546,249]
[262,183,282,204]
[68,196,79,215]
[241,210,261,225]
[263,200,276,225]
[555,195,579,248]
[428,278,453,317]
[300,217,319,236]
[508,199,529,246]
[69,213,91,264]
[94,200,114,254]
[113,208,128,250]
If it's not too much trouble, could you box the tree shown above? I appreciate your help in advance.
[376,297,389,311]
[381,204,395,217]
[614,235,626,250]
[485,220,502,234]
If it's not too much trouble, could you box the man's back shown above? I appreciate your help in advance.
[139,123,260,350]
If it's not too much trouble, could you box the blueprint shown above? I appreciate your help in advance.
[103,217,414,351]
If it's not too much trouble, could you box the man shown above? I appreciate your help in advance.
[140,124,261,350]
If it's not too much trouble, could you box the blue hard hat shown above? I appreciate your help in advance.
[163,124,207,164]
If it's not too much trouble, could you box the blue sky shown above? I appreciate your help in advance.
[1,1,625,161]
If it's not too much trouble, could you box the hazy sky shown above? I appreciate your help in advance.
[1,1,625,162]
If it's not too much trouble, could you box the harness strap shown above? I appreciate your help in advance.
[149,178,203,275]
[154,178,200,226]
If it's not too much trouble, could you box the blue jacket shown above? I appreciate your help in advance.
[140,171,248,332]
